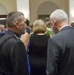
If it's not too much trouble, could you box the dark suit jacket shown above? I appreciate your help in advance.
[0,30,28,75]
[46,26,74,75]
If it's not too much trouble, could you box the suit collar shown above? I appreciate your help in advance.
[59,25,69,31]
[60,26,73,32]
[8,30,20,37]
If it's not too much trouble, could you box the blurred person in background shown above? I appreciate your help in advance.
[44,17,54,37]
[71,21,74,27]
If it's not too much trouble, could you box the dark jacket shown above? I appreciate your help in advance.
[46,26,74,75]
[0,30,28,75]
[0,32,5,38]
[29,34,50,75]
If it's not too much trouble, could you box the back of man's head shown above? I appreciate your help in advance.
[50,9,68,23]
[71,21,74,27]
[26,19,30,26]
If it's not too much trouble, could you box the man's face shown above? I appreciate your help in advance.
[17,16,27,34]
[50,19,59,34]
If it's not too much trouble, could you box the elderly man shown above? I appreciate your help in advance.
[0,11,28,75]
[46,9,74,75]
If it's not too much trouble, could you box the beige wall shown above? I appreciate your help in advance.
[0,0,17,14]
[30,0,69,24]
[0,0,69,23]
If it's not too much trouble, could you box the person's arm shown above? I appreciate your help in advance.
[10,41,28,75]
[20,32,29,50]
[46,38,59,75]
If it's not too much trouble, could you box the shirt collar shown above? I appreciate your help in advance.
[59,25,69,31]
[8,30,20,37]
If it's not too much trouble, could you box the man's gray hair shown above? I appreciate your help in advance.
[6,11,24,27]
[50,9,68,23]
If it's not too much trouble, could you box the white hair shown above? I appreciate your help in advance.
[50,9,68,23]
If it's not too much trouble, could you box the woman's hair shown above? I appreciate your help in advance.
[33,19,46,34]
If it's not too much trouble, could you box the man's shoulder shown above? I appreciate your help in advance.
[8,34,21,43]
[1,33,21,45]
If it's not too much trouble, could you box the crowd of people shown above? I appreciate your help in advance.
[0,9,74,75]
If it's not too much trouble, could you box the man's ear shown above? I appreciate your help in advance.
[52,19,56,23]
[52,19,57,25]
[13,21,19,28]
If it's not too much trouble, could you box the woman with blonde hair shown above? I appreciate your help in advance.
[28,19,50,75]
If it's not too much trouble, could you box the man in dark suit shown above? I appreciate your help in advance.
[46,9,74,75]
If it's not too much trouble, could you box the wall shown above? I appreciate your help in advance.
[16,0,30,19]
[69,0,74,23]
[0,0,69,24]
[0,0,17,14]
[30,0,69,24]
